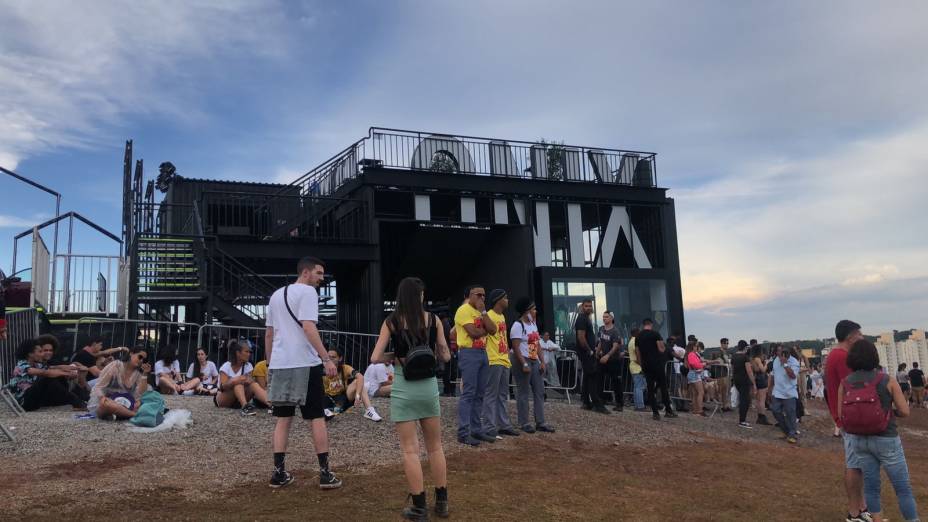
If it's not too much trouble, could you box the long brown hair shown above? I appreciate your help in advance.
[387,277,427,342]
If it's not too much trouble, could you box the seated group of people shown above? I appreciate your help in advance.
[6,335,395,423]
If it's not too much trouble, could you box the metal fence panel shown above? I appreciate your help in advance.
[0,308,40,386]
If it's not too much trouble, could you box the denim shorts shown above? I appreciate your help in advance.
[687,371,703,384]
[843,431,862,469]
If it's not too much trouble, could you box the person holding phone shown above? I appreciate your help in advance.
[88,346,151,420]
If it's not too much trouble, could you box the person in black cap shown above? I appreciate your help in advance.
[510,297,555,433]
[636,318,676,420]
[575,299,608,414]
[481,289,519,438]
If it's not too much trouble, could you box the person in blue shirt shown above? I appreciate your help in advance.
[769,345,800,444]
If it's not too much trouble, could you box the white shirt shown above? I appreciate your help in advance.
[154,360,180,378]
[509,319,540,359]
[266,283,322,369]
[364,363,393,388]
[219,361,253,378]
[187,361,219,385]
[540,339,559,353]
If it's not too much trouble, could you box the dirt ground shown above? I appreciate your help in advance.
[6,401,928,521]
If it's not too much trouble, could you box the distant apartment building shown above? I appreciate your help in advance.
[875,330,928,371]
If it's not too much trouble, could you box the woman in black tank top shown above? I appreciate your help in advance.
[371,277,451,520]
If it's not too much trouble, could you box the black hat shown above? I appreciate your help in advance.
[488,289,507,307]
[515,297,535,316]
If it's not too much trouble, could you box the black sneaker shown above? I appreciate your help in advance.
[269,470,294,488]
[521,424,537,434]
[592,405,611,415]
[581,403,593,411]
[652,412,661,421]
[474,433,496,443]
[613,405,624,412]
[240,404,257,416]
[319,470,342,490]
[664,410,678,419]
[536,424,556,433]
[457,435,481,446]
[498,428,520,437]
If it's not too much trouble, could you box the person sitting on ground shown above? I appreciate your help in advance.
[252,359,269,390]
[89,346,151,420]
[216,339,269,416]
[839,339,919,522]
[7,338,87,411]
[685,341,706,416]
[186,348,219,395]
[322,348,382,421]
[71,335,129,393]
[155,347,200,395]
[363,357,394,399]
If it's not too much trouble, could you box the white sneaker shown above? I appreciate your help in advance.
[364,407,382,422]
[324,408,336,418]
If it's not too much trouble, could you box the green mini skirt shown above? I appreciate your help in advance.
[390,365,441,422]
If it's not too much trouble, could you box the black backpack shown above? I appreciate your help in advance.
[400,314,437,381]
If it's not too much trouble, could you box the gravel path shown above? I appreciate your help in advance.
[0,394,841,512]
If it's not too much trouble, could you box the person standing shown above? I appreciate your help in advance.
[636,319,676,421]
[750,345,771,426]
[825,319,870,522]
[596,311,624,412]
[715,338,732,412]
[685,341,706,416]
[440,311,457,397]
[770,347,800,444]
[481,289,519,438]
[510,298,555,434]
[731,340,756,428]
[909,362,925,408]
[371,277,452,520]
[264,256,342,490]
[896,364,911,403]
[839,339,919,522]
[540,332,561,388]
[627,328,647,411]
[574,299,608,414]
[454,285,494,446]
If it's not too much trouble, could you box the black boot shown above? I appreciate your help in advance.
[434,487,449,518]
[402,492,429,521]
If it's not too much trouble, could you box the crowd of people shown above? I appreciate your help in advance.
[4,257,925,521]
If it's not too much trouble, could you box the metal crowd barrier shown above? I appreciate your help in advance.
[662,359,732,417]
[0,308,37,441]
[196,324,382,375]
[72,317,200,373]
[1,308,40,387]
[543,349,579,404]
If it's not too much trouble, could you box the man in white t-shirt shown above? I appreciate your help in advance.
[363,359,394,398]
[264,256,342,491]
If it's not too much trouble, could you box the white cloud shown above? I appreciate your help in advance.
[0,1,298,168]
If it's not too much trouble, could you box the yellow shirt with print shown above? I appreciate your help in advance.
[628,337,642,375]
[252,360,269,379]
[454,303,486,349]
[323,364,356,397]
[485,309,511,368]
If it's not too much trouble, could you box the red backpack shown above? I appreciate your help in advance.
[840,372,892,435]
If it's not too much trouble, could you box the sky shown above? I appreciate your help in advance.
[1,1,927,343]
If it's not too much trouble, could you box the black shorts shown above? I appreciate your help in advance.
[325,392,355,411]
[271,365,326,420]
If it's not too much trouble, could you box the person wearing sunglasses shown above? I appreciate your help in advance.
[454,284,494,446]
[88,346,151,420]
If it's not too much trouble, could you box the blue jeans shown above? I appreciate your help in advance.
[632,373,646,409]
[457,348,489,439]
[845,434,920,521]
[770,397,798,438]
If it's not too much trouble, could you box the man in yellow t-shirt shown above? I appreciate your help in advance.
[482,289,518,438]
[628,329,647,411]
[252,360,269,389]
[454,285,494,446]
